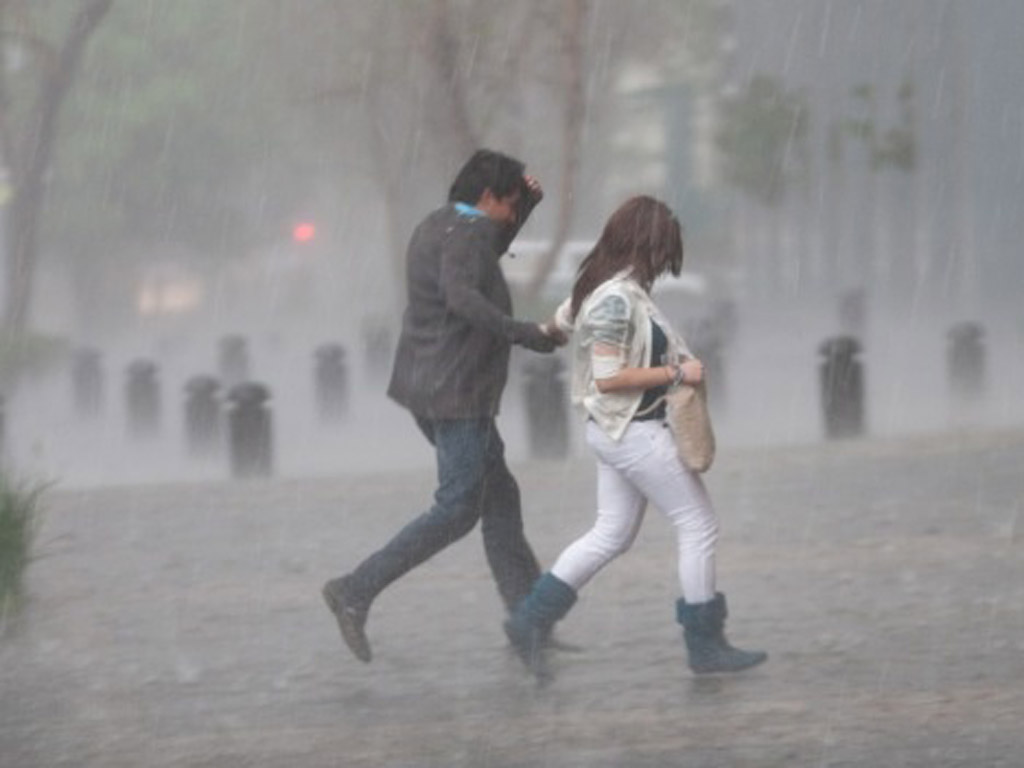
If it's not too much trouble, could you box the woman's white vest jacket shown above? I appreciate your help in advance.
[554,272,692,441]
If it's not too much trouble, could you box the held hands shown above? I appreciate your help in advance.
[514,321,567,354]
[517,323,557,353]
[539,320,568,347]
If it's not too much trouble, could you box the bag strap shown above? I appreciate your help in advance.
[633,390,669,418]
[634,378,705,418]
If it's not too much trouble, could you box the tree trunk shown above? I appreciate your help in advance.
[525,0,587,300]
[3,0,113,335]
[422,0,478,164]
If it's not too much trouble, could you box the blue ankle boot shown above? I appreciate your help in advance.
[504,573,577,681]
[676,593,767,674]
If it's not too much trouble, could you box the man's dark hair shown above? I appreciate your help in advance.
[448,149,526,205]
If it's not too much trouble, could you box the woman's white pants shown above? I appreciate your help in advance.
[550,420,719,603]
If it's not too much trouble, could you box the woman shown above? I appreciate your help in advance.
[505,196,766,680]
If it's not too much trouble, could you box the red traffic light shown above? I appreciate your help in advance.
[292,222,316,243]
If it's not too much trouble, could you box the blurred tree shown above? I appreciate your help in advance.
[874,79,918,298]
[834,80,918,298]
[280,0,728,304]
[523,0,586,299]
[0,0,113,336]
[876,81,916,173]
[716,75,808,208]
[279,0,541,294]
[28,1,321,332]
[521,0,731,299]
[842,83,881,290]
[715,74,809,296]
[55,9,312,256]
[0,1,738,336]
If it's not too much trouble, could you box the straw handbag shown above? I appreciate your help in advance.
[637,381,716,473]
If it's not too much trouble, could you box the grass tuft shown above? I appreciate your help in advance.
[0,474,46,629]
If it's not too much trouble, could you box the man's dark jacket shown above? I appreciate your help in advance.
[387,203,539,419]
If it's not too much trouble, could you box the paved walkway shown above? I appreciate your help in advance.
[2,428,1023,767]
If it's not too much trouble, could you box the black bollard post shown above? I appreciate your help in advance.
[314,343,349,422]
[699,340,726,406]
[688,314,728,408]
[218,335,250,390]
[226,382,273,478]
[522,356,569,459]
[71,347,104,418]
[947,322,986,401]
[184,375,223,458]
[361,318,393,379]
[125,359,161,439]
[818,336,865,440]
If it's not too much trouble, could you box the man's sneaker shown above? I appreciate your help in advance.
[542,633,584,653]
[322,577,371,663]
[504,619,552,685]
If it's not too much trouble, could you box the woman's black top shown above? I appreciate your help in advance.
[634,320,668,421]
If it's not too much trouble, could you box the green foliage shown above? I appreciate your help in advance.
[877,79,916,172]
[0,474,46,627]
[841,80,916,173]
[0,331,69,389]
[715,75,809,207]
[36,1,317,260]
[876,125,915,172]
[4,0,739,306]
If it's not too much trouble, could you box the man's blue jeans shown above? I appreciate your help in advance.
[345,417,541,613]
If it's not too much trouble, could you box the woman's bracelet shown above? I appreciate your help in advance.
[668,363,685,386]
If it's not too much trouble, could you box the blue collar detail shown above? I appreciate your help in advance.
[454,202,486,218]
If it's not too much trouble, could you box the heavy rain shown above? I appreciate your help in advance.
[1,1,1022,766]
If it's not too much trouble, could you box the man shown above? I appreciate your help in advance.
[323,149,565,663]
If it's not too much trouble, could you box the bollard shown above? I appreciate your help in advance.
[125,359,161,439]
[698,339,727,406]
[218,335,250,390]
[522,355,569,459]
[226,382,273,478]
[947,322,986,400]
[361,318,393,379]
[818,336,864,440]
[71,347,104,417]
[688,314,728,409]
[184,375,223,457]
[314,343,349,422]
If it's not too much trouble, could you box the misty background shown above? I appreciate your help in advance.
[1,0,1022,487]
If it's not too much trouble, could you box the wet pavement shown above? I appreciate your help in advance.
[2,427,1023,767]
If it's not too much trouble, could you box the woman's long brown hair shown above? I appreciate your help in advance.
[569,196,683,320]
